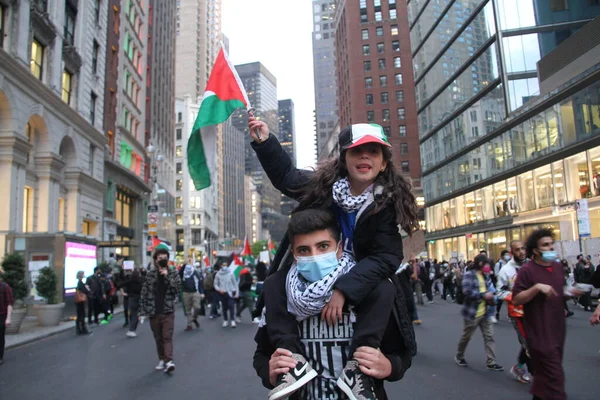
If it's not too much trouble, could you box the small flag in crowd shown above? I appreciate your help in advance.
[187,46,250,190]
[268,238,276,255]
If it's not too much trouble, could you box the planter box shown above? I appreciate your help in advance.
[33,303,65,327]
[5,308,27,334]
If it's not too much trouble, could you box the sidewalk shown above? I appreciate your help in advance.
[6,307,124,350]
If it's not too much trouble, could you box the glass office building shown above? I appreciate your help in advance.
[408,0,600,261]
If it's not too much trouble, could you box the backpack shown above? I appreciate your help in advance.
[204,271,216,290]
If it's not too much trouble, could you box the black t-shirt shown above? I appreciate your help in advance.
[155,274,167,315]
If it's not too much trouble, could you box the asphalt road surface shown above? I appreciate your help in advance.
[1,299,597,399]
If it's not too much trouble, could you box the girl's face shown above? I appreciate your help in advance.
[344,143,387,192]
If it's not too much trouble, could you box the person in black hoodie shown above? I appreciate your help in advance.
[86,267,103,325]
[236,266,255,322]
[123,269,143,337]
[75,271,91,335]
[248,119,417,400]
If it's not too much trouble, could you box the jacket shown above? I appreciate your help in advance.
[250,136,416,392]
[461,269,493,320]
[179,266,205,294]
[214,268,238,297]
[139,268,181,317]
[238,268,253,292]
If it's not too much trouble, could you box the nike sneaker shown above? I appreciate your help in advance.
[337,360,377,400]
[268,353,318,400]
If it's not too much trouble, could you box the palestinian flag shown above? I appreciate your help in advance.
[268,238,276,255]
[230,254,245,279]
[187,46,250,190]
[203,255,210,268]
[152,237,171,251]
[240,236,254,264]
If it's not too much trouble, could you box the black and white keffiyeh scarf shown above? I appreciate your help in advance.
[332,178,373,213]
[286,252,356,321]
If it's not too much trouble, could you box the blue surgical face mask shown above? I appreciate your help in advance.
[503,254,511,262]
[295,246,340,283]
[541,250,557,263]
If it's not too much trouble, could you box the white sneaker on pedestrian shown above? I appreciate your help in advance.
[155,360,165,370]
[489,316,498,324]
[231,321,237,328]
[235,316,242,323]
[253,317,261,324]
[164,360,175,373]
[126,331,137,338]
[222,320,229,328]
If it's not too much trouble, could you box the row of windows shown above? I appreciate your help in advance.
[362,41,401,55]
[360,2,398,22]
[365,73,403,88]
[122,108,141,139]
[123,70,141,108]
[361,25,398,40]
[366,90,404,105]
[366,108,405,122]
[363,57,402,71]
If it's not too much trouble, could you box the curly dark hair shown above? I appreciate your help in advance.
[295,146,420,235]
[525,228,554,259]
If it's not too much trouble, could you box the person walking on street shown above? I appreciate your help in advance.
[204,266,220,319]
[179,258,205,331]
[86,267,103,325]
[574,255,595,311]
[236,266,256,323]
[122,269,143,337]
[494,250,511,320]
[455,254,503,371]
[75,271,91,335]
[513,229,582,400]
[139,249,182,373]
[214,262,238,328]
[412,258,424,306]
[0,266,14,365]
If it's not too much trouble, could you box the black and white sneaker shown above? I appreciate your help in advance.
[487,363,504,371]
[454,356,468,367]
[268,354,318,400]
[164,360,175,373]
[336,360,377,400]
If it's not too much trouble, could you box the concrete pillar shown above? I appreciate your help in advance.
[34,153,64,232]
[0,133,31,232]
[64,169,81,233]
[12,0,32,65]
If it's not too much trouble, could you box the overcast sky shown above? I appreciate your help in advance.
[222,0,316,169]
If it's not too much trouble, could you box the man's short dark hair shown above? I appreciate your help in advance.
[473,254,489,269]
[94,266,99,273]
[288,209,340,245]
[501,249,510,257]
[153,248,169,261]
[479,249,487,254]
[525,229,554,258]
[109,252,115,257]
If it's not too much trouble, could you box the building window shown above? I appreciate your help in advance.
[391,25,398,36]
[93,0,101,23]
[376,26,383,36]
[58,197,65,231]
[395,73,403,85]
[377,43,384,53]
[178,112,182,122]
[390,9,397,19]
[115,191,132,228]
[382,109,390,121]
[401,161,410,173]
[90,92,97,125]
[176,179,183,191]
[62,70,73,104]
[176,214,183,226]
[393,56,401,68]
[176,128,182,140]
[361,29,369,40]
[367,111,375,122]
[176,145,182,157]
[365,77,373,88]
[23,187,32,232]
[89,143,95,174]
[92,41,99,74]
[397,107,405,119]
[375,11,382,21]
[30,39,44,80]
[0,5,5,49]
[396,90,404,102]
[399,125,407,136]
[383,127,391,137]
[378,58,386,70]
[381,92,389,104]
[176,162,182,174]
[176,196,183,208]
[366,94,373,105]
[362,44,370,55]
[379,75,387,87]
[364,60,371,71]
[400,143,408,155]
[550,0,568,11]
[392,40,400,51]
[64,3,77,46]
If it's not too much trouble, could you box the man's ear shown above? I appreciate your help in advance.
[336,241,343,259]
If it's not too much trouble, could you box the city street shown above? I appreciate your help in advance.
[0,300,597,400]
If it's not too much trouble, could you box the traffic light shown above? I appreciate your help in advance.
[212,250,217,257]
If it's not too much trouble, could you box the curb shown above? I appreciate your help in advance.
[6,308,124,350]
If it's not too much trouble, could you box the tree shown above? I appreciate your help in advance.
[251,240,268,257]
[1,253,28,303]
[35,266,59,304]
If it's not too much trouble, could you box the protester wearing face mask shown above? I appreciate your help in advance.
[513,229,583,400]
[256,209,410,400]
[139,249,181,373]
[492,250,511,321]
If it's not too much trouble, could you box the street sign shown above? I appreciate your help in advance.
[148,223,158,236]
[147,212,158,224]
[148,205,158,212]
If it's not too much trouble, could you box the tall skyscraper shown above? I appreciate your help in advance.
[410,0,600,261]
[278,99,298,217]
[0,1,108,291]
[219,120,246,242]
[312,0,339,160]
[232,62,287,241]
[175,0,221,100]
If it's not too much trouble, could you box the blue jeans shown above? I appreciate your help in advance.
[220,293,236,322]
